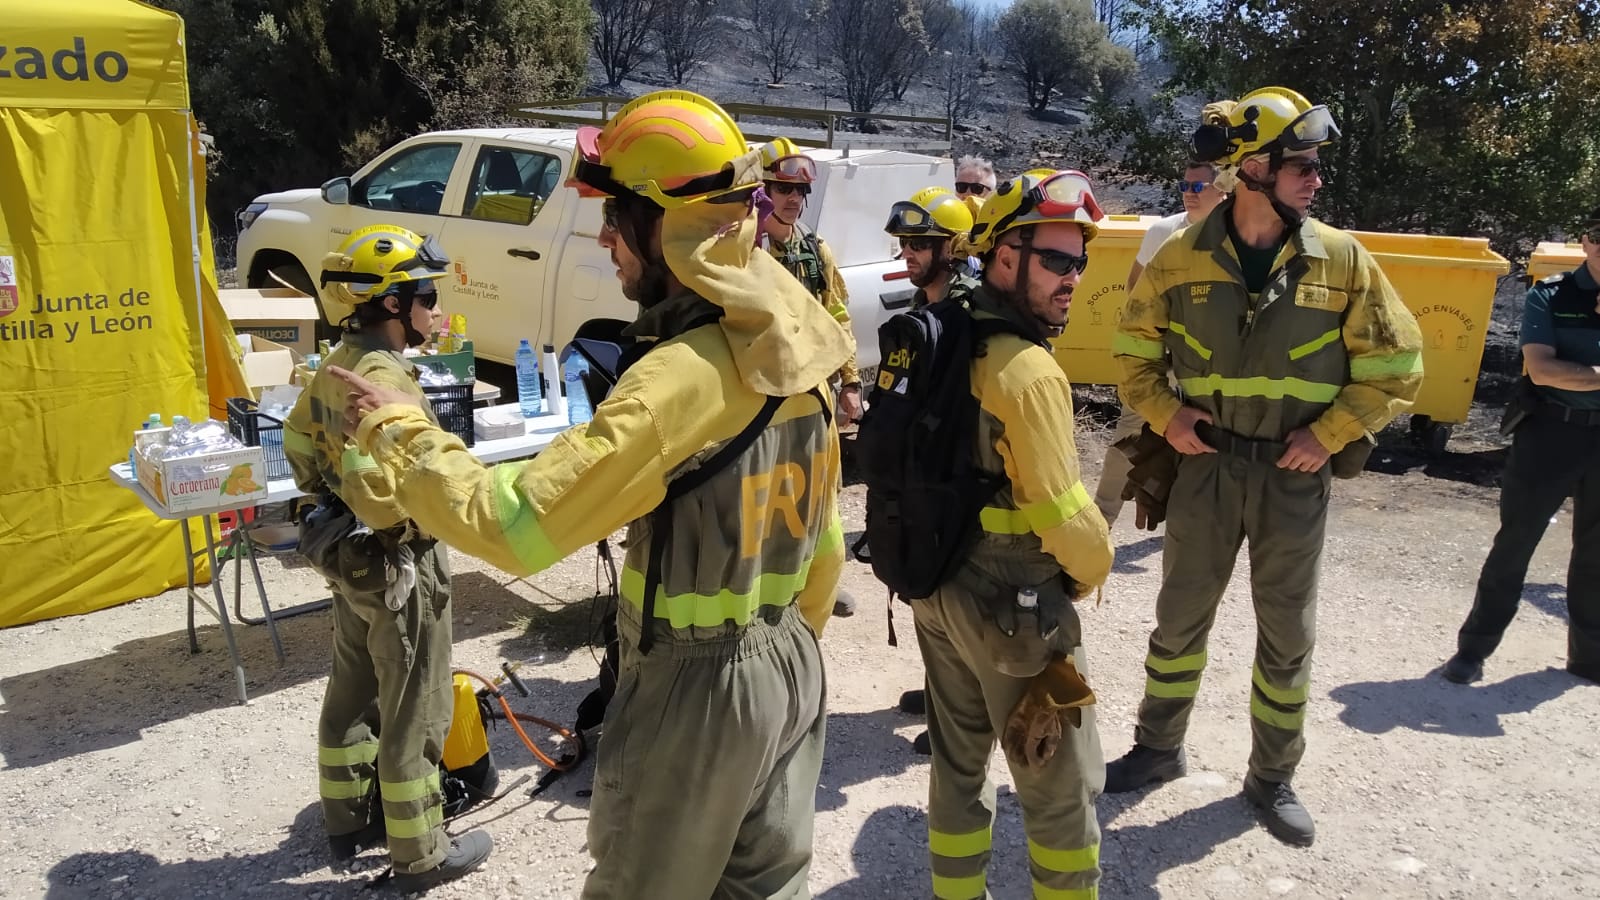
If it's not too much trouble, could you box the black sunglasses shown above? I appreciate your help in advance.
[899,236,943,253]
[767,181,811,196]
[955,181,991,196]
[1032,247,1090,276]
[1282,158,1323,177]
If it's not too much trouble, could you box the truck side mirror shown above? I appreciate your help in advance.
[320,177,351,205]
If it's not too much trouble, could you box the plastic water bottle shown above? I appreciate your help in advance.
[565,354,593,425]
[541,344,565,418]
[1017,587,1038,610]
[515,339,542,418]
[129,413,161,471]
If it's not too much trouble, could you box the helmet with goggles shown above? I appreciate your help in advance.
[318,224,449,324]
[565,90,752,209]
[968,169,1104,254]
[885,186,974,239]
[761,137,818,184]
[1191,86,1339,166]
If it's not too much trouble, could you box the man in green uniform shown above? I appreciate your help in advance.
[324,91,853,900]
[1107,88,1424,846]
[916,169,1115,899]
[1445,207,1600,686]
[285,224,492,890]
[886,186,981,311]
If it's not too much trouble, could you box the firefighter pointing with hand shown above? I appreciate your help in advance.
[1107,88,1424,846]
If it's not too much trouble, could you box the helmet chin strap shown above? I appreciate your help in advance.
[1004,227,1057,340]
[1237,153,1305,231]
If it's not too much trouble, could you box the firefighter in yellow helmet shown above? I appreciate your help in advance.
[1106,87,1424,846]
[758,137,865,423]
[284,225,493,890]
[323,91,853,899]
[886,186,979,310]
[914,169,1114,899]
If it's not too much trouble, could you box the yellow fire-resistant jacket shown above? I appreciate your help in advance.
[762,224,863,387]
[967,285,1114,594]
[283,334,435,529]
[1113,200,1424,450]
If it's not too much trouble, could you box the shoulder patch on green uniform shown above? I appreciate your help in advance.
[1539,272,1568,286]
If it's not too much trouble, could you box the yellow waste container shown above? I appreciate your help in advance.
[1051,214,1162,384]
[1528,241,1583,283]
[1347,232,1510,432]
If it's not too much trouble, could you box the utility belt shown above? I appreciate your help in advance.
[954,564,1083,679]
[1194,421,1372,479]
[1500,376,1600,436]
[297,492,433,608]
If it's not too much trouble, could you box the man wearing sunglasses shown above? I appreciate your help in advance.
[1108,88,1424,848]
[954,154,997,200]
[758,139,865,428]
[886,186,979,310]
[288,225,493,890]
[1444,207,1600,688]
[913,169,1114,900]
[1094,160,1227,525]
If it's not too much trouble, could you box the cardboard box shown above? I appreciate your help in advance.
[221,287,322,355]
[238,335,300,392]
[136,445,269,514]
[413,340,476,381]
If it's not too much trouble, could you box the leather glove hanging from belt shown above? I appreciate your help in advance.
[1117,423,1180,531]
[1001,654,1096,770]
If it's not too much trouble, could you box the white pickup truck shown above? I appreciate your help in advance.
[235,127,952,368]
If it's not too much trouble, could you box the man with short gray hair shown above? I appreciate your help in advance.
[955,154,997,199]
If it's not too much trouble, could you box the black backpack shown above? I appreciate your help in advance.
[851,303,1021,600]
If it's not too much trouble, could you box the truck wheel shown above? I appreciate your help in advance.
[261,264,337,344]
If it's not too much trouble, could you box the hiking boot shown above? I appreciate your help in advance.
[833,591,857,618]
[1243,775,1315,847]
[327,818,385,861]
[898,689,926,715]
[1443,652,1484,684]
[391,830,493,893]
[912,730,931,756]
[1103,744,1187,793]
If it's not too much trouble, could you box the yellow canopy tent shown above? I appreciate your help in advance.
[0,0,251,627]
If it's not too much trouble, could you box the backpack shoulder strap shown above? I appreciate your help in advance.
[639,387,827,653]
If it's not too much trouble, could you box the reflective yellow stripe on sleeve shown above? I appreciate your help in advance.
[494,464,560,573]
[1350,350,1424,380]
[979,506,1031,535]
[284,428,313,455]
[340,445,380,476]
[1020,482,1093,533]
[1287,328,1342,361]
[1111,331,1165,361]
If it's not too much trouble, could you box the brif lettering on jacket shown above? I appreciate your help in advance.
[740,451,832,558]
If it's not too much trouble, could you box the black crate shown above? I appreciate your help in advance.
[423,381,476,447]
[226,397,292,481]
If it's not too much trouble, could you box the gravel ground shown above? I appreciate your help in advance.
[3,422,1597,900]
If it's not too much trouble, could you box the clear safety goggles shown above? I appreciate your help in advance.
[884,197,960,236]
[1027,170,1105,222]
[765,154,817,183]
[1281,106,1340,151]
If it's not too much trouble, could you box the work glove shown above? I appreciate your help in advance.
[1002,654,1096,770]
[1117,424,1180,531]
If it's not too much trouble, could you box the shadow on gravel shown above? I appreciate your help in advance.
[0,571,532,770]
[44,802,374,899]
[1112,536,1163,575]
[816,708,926,813]
[1365,441,1508,487]
[1329,667,1580,738]
[1101,795,1256,900]
[816,804,928,900]
[1523,582,1572,622]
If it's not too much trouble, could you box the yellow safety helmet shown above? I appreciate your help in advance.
[566,90,750,209]
[885,186,974,239]
[968,169,1105,254]
[761,136,818,184]
[318,224,449,323]
[1191,86,1339,165]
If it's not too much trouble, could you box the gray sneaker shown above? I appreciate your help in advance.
[1243,775,1315,847]
[391,830,493,893]
[1103,744,1187,793]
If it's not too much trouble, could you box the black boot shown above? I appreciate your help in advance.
[1443,652,1484,684]
[911,730,931,755]
[391,830,493,892]
[898,689,926,715]
[328,818,386,861]
[833,591,857,618]
[1103,744,1187,793]
[1243,775,1315,847]
[1568,661,1600,685]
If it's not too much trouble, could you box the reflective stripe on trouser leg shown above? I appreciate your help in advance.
[1136,454,1243,751]
[372,544,455,874]
[1244,462,1327,782]
[1011,646,1102,900]
[318,582,383,838]
[1029,838,1100,899]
